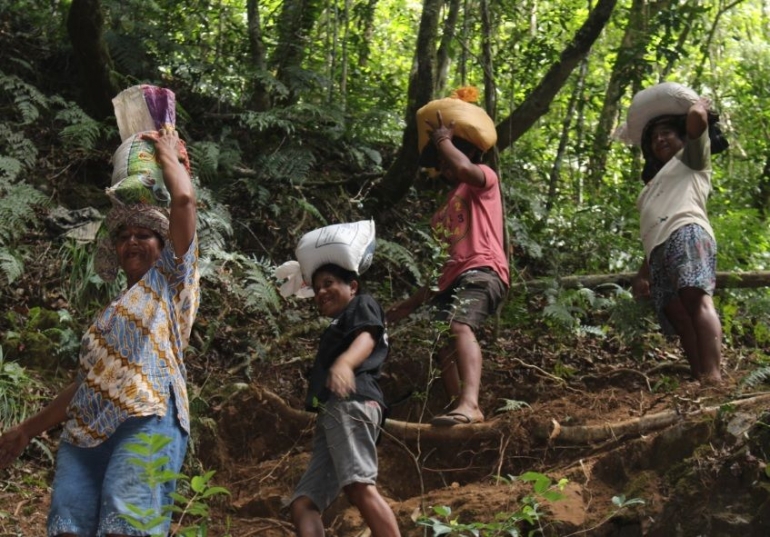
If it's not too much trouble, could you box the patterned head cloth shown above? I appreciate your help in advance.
[95,204,170,282]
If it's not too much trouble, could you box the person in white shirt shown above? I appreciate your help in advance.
[632,97,723,386]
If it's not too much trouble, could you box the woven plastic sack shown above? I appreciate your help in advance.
[416,97,497,163]
[276,220,376,298]
[614,82,698,146]
[107,134,170,206]
[113,85,176,142]
[107,85,190,207]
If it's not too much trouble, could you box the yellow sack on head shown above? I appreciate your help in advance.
[417,88,497,167]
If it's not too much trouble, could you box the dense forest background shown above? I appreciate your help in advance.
[2,0,770,535]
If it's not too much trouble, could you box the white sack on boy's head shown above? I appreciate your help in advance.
[276,220,376,298]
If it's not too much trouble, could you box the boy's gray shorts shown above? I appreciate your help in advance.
[290,397,382,512]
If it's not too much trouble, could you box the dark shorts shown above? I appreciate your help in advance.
[649,223,717,334]
[431,268,507,331]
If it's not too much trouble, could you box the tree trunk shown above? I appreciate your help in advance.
[66,0,119,120]
[758,152,770,219]
[495,0,618,152]
[584,0,656,193]
[435,0,461,95]
[270,0,324,106]
[356,0,379,68]
[366,0,442,212]
[546,57,588,213]
[247,0,271,112]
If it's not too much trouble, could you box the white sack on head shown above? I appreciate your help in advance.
[292,220,376,294]
[613,82,699,146]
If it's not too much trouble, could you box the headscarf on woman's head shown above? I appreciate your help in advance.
[95,204,170,282]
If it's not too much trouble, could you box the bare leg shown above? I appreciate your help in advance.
[437,342,460,400]
[664,297,701,379]
[290,496,325,537]
[436,321,484,422]
[679,287,722,384]
[344,483,400,537]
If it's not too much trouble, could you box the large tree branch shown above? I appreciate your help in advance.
[496,0,618,151]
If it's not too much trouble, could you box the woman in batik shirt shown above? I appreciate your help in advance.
[0,126,199,537]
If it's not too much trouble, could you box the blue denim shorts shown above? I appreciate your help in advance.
[47,395,188,537]
[290,397,382,512]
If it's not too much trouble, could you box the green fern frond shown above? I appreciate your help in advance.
[577,325,606,338]
[0,123,38,169]
[0,156,23,182]
[240,110,295,135]
[0,182,47,246]
[188,142,222,184]
[0,248,24,284]
[0,72,48,125]
[240,257,282,335]
[197,192,234,257]
[257,146,316,185]
[376,239,422,284]
[740,366,770,389]
[543,302,577,328]
[496,398,531,413]
[55,102,103,150]
[289,196,327,227]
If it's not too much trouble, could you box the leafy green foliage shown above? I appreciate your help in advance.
[496,399,531,413]
[0,346,47,428]
[0,182,46,247]
[372,238,422,283]
[121,433,231,537]
[3,307,81,366]
[53,98,107,151]
[415,472,568,536]
[58,239,124,318]
[0,248,24,284]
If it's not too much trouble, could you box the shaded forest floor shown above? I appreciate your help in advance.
[3,305,770,536]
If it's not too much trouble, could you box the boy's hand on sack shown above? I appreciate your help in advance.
[328,364,356,398]
[426,110,455,146]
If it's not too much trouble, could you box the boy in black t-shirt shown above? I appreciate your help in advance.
[289,263,401,537]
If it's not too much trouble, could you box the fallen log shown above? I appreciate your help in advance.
[511,270,770,292]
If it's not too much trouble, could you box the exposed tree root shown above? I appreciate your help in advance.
[537,392,770,444]
[248,387,770,446]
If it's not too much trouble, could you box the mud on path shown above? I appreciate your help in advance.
[2,324,769,536]
[202,325,770,537]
